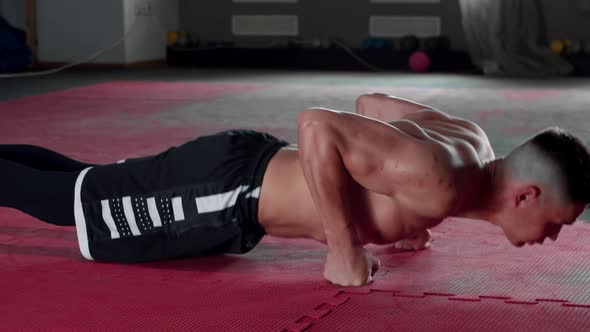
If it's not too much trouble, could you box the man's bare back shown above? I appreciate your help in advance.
[257,94,496,286]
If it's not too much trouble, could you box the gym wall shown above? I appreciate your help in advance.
[34,0,178,65]
[179,0,465,50]
[123,0,179,64]
[36,0,126,64]
[178,0,590,51]
[0,0,26,30]
[543,0,590,42]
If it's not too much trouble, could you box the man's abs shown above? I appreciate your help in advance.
[258,148,325,241]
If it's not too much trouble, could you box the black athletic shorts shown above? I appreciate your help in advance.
[73,130,288,262]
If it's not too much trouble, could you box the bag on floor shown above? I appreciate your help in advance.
[0,16,31,73]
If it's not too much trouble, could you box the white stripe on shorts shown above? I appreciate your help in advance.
[101,200,121,239]
[74,167,94,260]
[245,187,261,199]
[147,197,162,227]
[172,197,185,221]
[195,185,249,213]
[122,196,141,236]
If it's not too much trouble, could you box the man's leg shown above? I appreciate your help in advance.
[0,158,78,226]
[0,145,95,171]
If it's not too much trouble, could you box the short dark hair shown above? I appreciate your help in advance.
[530,127,590,203]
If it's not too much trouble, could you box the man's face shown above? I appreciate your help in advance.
[500,198,586,248]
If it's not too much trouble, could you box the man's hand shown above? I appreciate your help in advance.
[393,229,432,251]
[323,247,381,287]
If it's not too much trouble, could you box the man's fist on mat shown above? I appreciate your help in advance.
[324,247,380,287]
[392,229,432,251]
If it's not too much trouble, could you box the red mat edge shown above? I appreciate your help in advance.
[280,288,590,332]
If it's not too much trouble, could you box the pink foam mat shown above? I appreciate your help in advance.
[2,210,590,331]
[40,81,263,100]
[0,81,267,163]
[308,290,590,332]
[1,82,589,331]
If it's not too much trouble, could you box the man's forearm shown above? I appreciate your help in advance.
[297,111,362,255]
[296,107,404,285]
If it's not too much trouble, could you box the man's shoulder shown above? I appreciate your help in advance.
[409,109,486,135]
[422,110,495,162]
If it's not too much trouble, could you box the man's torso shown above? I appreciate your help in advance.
[258,109,494,245]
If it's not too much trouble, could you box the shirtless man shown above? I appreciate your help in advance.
[1,93,589,287]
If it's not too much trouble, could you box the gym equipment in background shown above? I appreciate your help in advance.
[408,51,431,72]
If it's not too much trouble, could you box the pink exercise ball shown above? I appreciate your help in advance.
[408,51,431,73]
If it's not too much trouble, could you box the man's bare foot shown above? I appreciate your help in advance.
[392,229,432,250]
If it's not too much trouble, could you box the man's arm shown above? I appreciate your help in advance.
[355,93,434,123]
[297,107,439,286]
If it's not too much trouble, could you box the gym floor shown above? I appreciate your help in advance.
[1,68,590,331]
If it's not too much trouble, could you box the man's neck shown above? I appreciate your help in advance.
[453,159,503,224]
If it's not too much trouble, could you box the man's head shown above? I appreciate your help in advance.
[494,127,590,247]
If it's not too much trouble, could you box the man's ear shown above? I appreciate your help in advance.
[515,185,541,207]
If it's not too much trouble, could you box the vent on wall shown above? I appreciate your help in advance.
[369,16,440,37]
[232,15,299,36]
[370,0,440,3]
[233,0,297,2]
